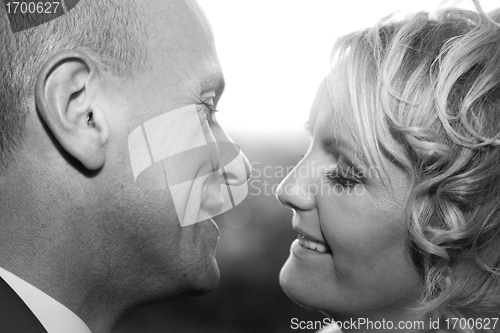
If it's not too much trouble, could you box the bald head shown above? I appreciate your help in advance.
[0,0,148,169]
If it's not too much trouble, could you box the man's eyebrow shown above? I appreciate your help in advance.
[201,72,225,98]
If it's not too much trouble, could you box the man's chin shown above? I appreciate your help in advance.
[188,259,220,296]
[180,218,220,294]
[176,251,220,299]
[193,219,220,293]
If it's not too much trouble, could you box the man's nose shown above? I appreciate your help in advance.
[210,124,251,186]
[209,128,251,214]
[217,141,251,186]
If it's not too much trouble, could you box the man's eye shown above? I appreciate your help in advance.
[201,99,218,122]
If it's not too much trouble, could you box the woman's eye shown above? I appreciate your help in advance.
[324,167,362,193]
[324,169,355,188]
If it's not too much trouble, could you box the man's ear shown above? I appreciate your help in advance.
[35,50,109,170]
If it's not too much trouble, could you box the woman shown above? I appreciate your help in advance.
[277,4,500,333]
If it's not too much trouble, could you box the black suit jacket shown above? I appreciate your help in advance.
[0,276,48,333]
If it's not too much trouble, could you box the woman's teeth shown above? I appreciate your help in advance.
[298,234,330,253]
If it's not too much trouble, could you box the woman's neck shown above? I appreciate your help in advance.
[330,309,444,333]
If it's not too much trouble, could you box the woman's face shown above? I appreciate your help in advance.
[277,80,422,320]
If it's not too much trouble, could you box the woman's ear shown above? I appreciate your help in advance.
[35,50,109,170]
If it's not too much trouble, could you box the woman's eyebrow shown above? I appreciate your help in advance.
[305,120,369,167]
[321,136,369,168]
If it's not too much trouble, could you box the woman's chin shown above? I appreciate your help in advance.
[279,256,332,313]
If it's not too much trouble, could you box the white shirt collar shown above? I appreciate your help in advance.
[0,266,92,333]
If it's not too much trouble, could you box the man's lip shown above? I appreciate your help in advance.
[207,218,220,237]
[191,218,219,241]
[200,219,220,250]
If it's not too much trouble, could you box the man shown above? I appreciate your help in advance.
[0,0,250,332]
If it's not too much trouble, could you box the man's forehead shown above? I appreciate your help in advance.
[145,0,214,45]
[143,0,219,79]
[131,0,222,93]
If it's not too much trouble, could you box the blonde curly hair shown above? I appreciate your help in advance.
[326,5,500,332]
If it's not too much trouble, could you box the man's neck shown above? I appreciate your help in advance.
[0,257,127,333]
[0,215,128,333]
[0,167,130,332]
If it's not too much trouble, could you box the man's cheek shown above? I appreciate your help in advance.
[164,145,221,226]
[127,105,249,227]
[128,105,206,182]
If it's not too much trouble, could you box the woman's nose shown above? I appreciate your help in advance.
[276,159,315,211]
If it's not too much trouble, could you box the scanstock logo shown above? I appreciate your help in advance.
[3,0,80,33]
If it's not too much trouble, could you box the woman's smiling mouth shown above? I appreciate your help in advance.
[297,233,332,254]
